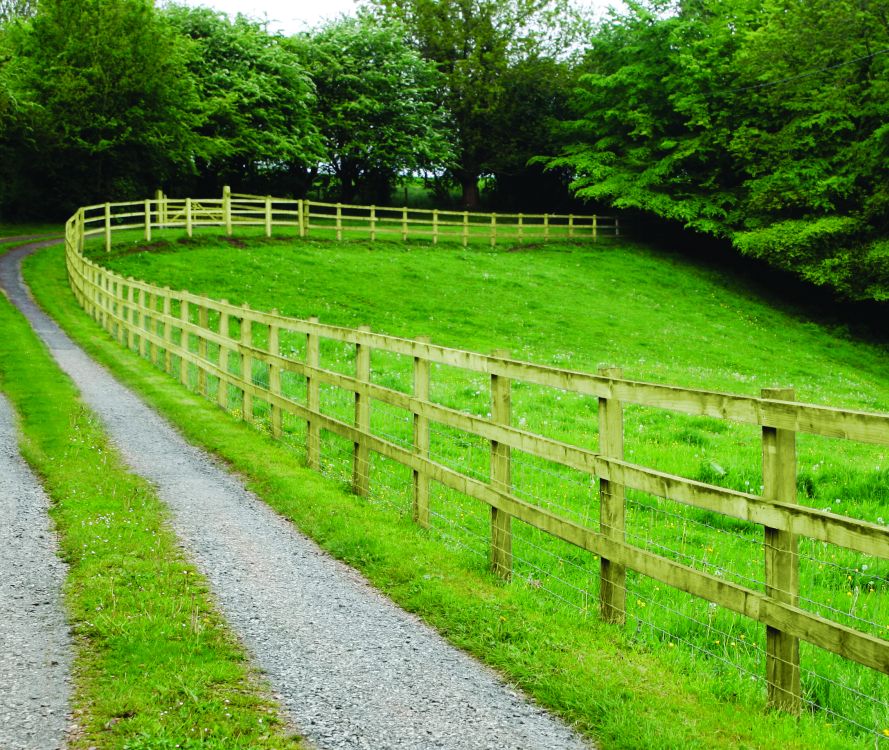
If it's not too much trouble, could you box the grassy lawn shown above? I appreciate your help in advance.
[0,222,63,238]
[0,241,305,748]
[24,231,889,748]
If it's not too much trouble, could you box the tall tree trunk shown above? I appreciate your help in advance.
[460,175,480,210]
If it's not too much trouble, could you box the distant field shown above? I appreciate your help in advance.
[76,232,889,744]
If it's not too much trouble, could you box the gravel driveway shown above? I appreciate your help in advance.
[0,241,593,750]
[0,392,72,750]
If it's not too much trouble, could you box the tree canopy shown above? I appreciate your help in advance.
[164,5,323,196]
[371,0,580,208]
[290,15,452,203]
[1,0,888,301]
[1,0,197,215]
[549,0,889,300]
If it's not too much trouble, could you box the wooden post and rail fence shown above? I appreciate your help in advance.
[91,186,619,249]
[63,195,888,719]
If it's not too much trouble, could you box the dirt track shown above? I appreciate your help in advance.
[0,240,592,750]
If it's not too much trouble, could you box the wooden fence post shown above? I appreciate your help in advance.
[145,199,152,242]
[104,203,112,253]
[412,336,431,527]
[615,217,620,237]
[114,280,125,345]
[306,316,321,470]
[490,349,512,579]
[762,386,801,715]
[149,292,159,365]
[92,270,100,325]
[163,290,172,374]
[127,282,137,351]
[353,326,372,496]
[402,207,408,241]
[544,214,549,241]
[432,210,439,245]
[518,213,524,244]
[240,305,253,423]
[217,303,229,410]
[155,189,166,227]
[490,213,497,248]
[269,316,282,438]
[197,304,209,395]
[462,211,469,247]
[186,197,193,238]
[223,185,232,236]
[569,214,575,239]
[138,289,148,359]
[179,296,190,387]
[97,274,106,329]
[336,203,343,241]
[598,365,626,624]
[103,276,111,331]
[98,270,104,326]
[78,208,86,254]
[370,206,377,242]
[265,196,273,238]
[593,215,598,243]
[298,199,305,239]
[303,200,310,238]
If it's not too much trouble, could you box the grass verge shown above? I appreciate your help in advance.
[0,222,63,239]
[22,242,876,748]
[0,242,304,748]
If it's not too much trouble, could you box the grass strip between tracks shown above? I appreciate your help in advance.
[23,241,871,750]
[0,243,304,749]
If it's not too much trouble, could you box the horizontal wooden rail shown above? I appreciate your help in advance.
[74,187,619,249]
[64,194,889,723]
[66,260,889,564]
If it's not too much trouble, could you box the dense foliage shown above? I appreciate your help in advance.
[371,0,582,208]
[1,0,888,299]
[549,0,889,300]
[164,5,322,197]
[1,0,197,214]
[290,16,451,203]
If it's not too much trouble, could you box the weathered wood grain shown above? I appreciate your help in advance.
[762,387,801,714]
[598,366,626,625]
[490,349,513,579]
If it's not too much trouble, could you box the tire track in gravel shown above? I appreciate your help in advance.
[1,242,593,750]
[0,392,72,750]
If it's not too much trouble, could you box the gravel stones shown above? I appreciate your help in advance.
[1,242,593,750]
[0,394,72,750]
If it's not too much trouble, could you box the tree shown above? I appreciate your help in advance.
[291,15,452,203]
[372,0,579,209]
[485,54,579,211]
[550,0,889,301]
[728,0,889,299]
[162,5,322,196]
[548,0,756,233]
[2,0,198,216]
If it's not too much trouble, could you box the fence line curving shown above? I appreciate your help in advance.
[63,192,889,740]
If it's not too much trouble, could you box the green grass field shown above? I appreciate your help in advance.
[25,230,889,748]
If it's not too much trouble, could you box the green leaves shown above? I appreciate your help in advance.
[550,0,889,301]
[292,15,452,203]
[165,6,323,194]
[1,0,199,216]
[373,0,580,208]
